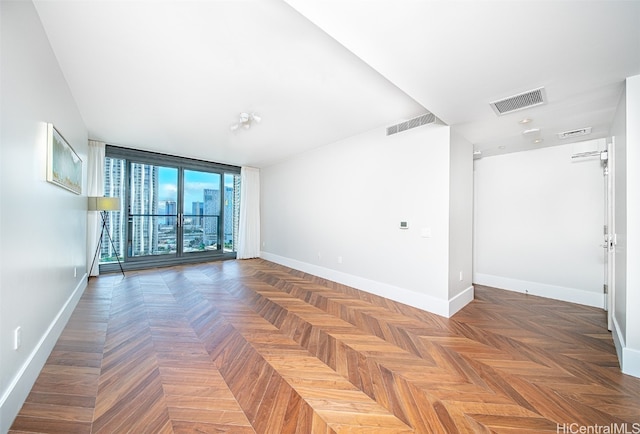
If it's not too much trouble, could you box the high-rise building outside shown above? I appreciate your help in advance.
[224,186,234,245]
[203,188,220,246]
[165,201,177,225]
[101,157,126,261]
[129,162,159,256]
[191,201,203,225]
[232,174,241,251]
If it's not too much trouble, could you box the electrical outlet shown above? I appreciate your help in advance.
[74,267,77,278]
[459,271,463,281]
[14,327,22,350]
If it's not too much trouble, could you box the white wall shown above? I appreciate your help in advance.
[612,82,628,344]
[449,130,474,301]
[0,2,89,431]
[611,74,640,378]
[261,123,473,317]
[626,75,640,355]
[474,140,606,307]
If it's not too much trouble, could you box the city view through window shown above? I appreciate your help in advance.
[100,155,240,265]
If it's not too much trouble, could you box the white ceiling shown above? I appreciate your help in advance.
[34,0,640,167]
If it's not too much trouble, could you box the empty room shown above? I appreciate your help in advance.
[1,0,639,432]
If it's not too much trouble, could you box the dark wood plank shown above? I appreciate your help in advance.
[9,258,640,433]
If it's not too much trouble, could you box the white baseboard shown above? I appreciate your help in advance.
[621,346,640,378]
[260,252,472,318]
[612,314,625,370]
[0,275,87,433]
[449,285,475,317]
[473,273,604,308]
[612,317,640,378]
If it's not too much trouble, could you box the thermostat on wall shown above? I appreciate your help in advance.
[399,221,409,229]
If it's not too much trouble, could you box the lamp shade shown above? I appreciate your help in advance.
[88,196,121,212]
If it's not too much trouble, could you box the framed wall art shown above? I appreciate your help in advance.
[47,123,82,194]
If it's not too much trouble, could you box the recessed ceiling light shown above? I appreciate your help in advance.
[498,145,506,149]
[533,138,544,144]
[519,118,532,124]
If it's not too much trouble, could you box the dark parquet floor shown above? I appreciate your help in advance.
[9,259,640,433]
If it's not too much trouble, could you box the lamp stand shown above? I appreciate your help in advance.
[90,211,125,277]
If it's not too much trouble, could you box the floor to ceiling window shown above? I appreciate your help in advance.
[100,145,240,272]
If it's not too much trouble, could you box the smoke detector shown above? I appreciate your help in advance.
[557,127,592,140]
[490,87,547,116]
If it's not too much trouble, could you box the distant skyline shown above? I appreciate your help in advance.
[157,168,235,213]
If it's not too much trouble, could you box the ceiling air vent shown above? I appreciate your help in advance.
[386,113,438,136]
[557,127,592,140]
[490,87,547,116]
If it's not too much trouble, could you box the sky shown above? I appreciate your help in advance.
[157,167,236,213]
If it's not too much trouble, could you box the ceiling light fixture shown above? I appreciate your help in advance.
[522,128,540,136]
[519,118,532,124]
[230,112,261,131]
[533,138,544,144]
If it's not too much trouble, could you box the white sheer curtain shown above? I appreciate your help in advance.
[87,140,105,276]
[237,166,261,259]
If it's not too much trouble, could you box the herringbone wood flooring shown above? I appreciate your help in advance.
[9,259,640,433]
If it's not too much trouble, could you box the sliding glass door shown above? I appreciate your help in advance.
[129,163,179,259]
[182,169,221,255]
[99,146,240,272]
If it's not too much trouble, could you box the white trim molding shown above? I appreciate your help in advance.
[612,315,625,369]
[621,346,640,378]
[449,285,475,317]
[474,273,604,308]
[260,252,472,318]
[612,315,640,379]
[0,276,87,433]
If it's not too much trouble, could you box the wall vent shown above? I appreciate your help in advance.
[386,113,438,136]
[558,127,592,140]
[490,87,547,115]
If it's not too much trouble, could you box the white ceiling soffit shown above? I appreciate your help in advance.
[284,0,640,157]
[33,0,426,167]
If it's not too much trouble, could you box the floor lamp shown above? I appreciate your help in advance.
[88,196,125,277]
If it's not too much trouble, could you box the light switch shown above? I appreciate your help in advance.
[399,221,409,229]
